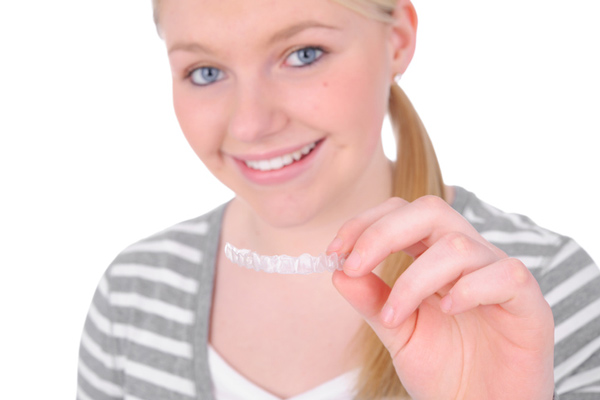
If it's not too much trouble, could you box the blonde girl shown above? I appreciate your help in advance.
[77,0,600,399]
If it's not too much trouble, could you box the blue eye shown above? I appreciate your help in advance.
[189,66,223,86]
[287,47,324,67]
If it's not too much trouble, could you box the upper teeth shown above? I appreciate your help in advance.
[244,142,317,171]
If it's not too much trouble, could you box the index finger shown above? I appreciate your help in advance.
[327,196,428,260]
[339,195,506,277]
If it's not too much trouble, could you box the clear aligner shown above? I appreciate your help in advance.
[224,242,346,275]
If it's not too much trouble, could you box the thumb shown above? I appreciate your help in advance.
[332,270,415,355]
[332,270,389,319]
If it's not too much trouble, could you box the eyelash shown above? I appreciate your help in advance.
[285,46,326,68]
[185,45,327,87]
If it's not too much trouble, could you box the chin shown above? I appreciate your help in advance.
[245,192,325,230]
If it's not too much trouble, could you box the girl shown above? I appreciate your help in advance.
[77,0,600,399]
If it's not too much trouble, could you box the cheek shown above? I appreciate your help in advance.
[294,65,389,148]
[172,88,225,163]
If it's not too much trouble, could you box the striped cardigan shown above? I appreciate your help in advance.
[77,186,600,399]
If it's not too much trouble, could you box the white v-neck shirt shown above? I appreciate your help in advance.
[208,345,360,400]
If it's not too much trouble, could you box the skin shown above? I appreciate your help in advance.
[330,195,555,399]
[162,0,403,251]
[160,0,555,398]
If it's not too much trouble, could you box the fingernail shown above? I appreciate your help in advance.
[327,237,343,253]
[381,303,395,325]
[344,251,361,271]
[440,295,453,314]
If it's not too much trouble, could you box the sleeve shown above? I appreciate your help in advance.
[76,273,125,400]
[540,239,600,399]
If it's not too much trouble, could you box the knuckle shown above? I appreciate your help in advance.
[443,232,474,256]
[386,196,407,209]
[452,281,472,301]
[416,194,447,211]
[504,258,530,286]
[414,195,449,222]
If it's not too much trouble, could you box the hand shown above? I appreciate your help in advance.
[328,196,555,400]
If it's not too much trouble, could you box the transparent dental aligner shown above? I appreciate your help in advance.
[224,242,346,274]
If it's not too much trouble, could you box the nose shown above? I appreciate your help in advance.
[227,75,287,142]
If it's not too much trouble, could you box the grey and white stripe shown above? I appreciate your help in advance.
[78,188,600,399]
[454,187,600,397]
[77,212,222,400]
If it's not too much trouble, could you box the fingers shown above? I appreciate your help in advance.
[440,257,551,319]
[381,232,500,327]
[331,270,416,351]
[438,257,555,351]
[331,195,505,277]
[331,270,389,320]
[326,197,409,255]
[329,195,541,331]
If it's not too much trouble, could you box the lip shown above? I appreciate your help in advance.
[231,140,320,162]
[231,139,324,185]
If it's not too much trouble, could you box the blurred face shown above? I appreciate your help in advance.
[161,0,413,228]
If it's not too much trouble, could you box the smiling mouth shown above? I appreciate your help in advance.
[243,141,318,172]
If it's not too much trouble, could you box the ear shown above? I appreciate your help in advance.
[388,0,418,80]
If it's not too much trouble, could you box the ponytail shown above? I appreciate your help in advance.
[353,83,445,399]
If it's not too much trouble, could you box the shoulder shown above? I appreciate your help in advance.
[451,186,595,275]
[451,186,600,319]
[451,187,600,395]
[452,187,600,394]
[78,205,226,399]
[87,203,226,363]
[102,203,227,299]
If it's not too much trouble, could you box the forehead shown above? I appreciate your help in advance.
[159,0,364,44]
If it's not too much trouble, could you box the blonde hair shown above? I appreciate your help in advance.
[335,3,445,398]
[152,0,445,398]
[353,83,445,400]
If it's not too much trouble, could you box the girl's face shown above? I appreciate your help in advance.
[161,0,414,228]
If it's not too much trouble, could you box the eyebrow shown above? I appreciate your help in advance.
[168,20,340,55]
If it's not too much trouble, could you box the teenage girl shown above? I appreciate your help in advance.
[77,0,600,399]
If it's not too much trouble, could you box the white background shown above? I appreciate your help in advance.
[1,0,598,397]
